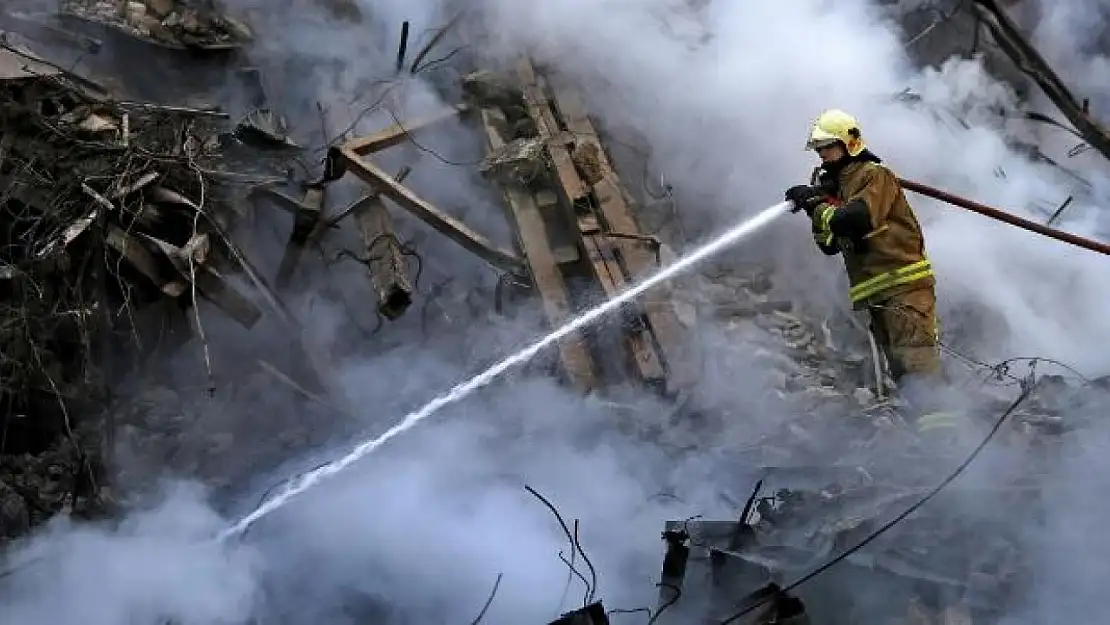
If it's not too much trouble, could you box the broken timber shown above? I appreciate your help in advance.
[972,0,1110,164]
[139,232,263,328]
[480,107,598,392]
[275,184,326,288]
[512,58,691,394]
[321,65,690,394]
[328,105,525,275]
[352,166,415,320]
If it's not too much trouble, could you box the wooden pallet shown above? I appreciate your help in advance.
[515,58,691,394]
[480,107,599,393]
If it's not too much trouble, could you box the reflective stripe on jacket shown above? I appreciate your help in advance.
[820,161,935,307]
[849,259,934,303]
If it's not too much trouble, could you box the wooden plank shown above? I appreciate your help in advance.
[105,225,186,297]
[337,146,525,274]
[343,104,469,155]
[516,59,587,204]
[549,85,693,393]
[275,185,325,288]
[577,212,665,384]
[353,167,414,320]
[518,58,665,386]
[541,181,666,386]
[481,108,597,393]
[139,233,263,328]
[192,267,265,329]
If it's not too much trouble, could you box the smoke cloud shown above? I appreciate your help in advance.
[1,0,1108,623]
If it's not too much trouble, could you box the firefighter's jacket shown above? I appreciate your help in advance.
[810,159,934,309]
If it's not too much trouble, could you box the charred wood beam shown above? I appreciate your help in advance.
[188,267,264,329]
[191,201,293,328]
[275,185,325,289]
[141,233,263,328]
[972,0,1110,162]
[517,58,668,388]
[343,104,469,155]
[105,225,186,297]
[353,166,414,320]
[546,83,694,394]
[480,107,598,392]
[334,146,525,274]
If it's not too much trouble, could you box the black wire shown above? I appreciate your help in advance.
[607,608,651,618]
[573,519,598,605]
[382,107,485,167]
[525,485,579,565]
[990,356,1090,385]
[715,381,1034,625]
[558,551,592,603]
[870,300,1089,387]
[607,583,682,624]
[468,572,503,625]
[412,47,464,75]
[314,83,400,152]
[408,12,464,75]
[647,583,682,625]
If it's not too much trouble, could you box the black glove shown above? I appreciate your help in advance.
[785,185,825,214]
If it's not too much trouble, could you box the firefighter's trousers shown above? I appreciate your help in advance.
[868,286,941,382]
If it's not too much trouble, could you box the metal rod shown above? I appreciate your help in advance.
[899,178,1110,256]
[395,21,410,74]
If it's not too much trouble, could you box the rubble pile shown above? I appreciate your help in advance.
[59,0,252,49]
[0,41,265,522]
[656,261,1110,621]
[657,367,1110,622]
[0,441,99,537]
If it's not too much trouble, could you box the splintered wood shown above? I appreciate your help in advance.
[320,103,524,323]
[323,60,690,394]
[275,184,325,288]
[522,59,688,393]
[353,166,414,320]
[470,59,691,394]
[480,107,598,392]
[335,141,524,274]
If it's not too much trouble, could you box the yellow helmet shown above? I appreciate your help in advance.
[805,109,866,157]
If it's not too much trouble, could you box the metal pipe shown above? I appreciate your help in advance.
[395,21,410,74]
[899,178,1110,256]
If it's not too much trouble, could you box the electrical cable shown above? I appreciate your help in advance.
[715,381,1034,625]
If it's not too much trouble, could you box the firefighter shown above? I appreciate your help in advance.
[784,109,955,434]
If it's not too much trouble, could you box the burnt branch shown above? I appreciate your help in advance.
[971,0,1110,163]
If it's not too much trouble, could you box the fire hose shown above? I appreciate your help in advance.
[899,178,1110,256]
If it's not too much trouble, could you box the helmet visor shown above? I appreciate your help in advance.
[806,137,840,151]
